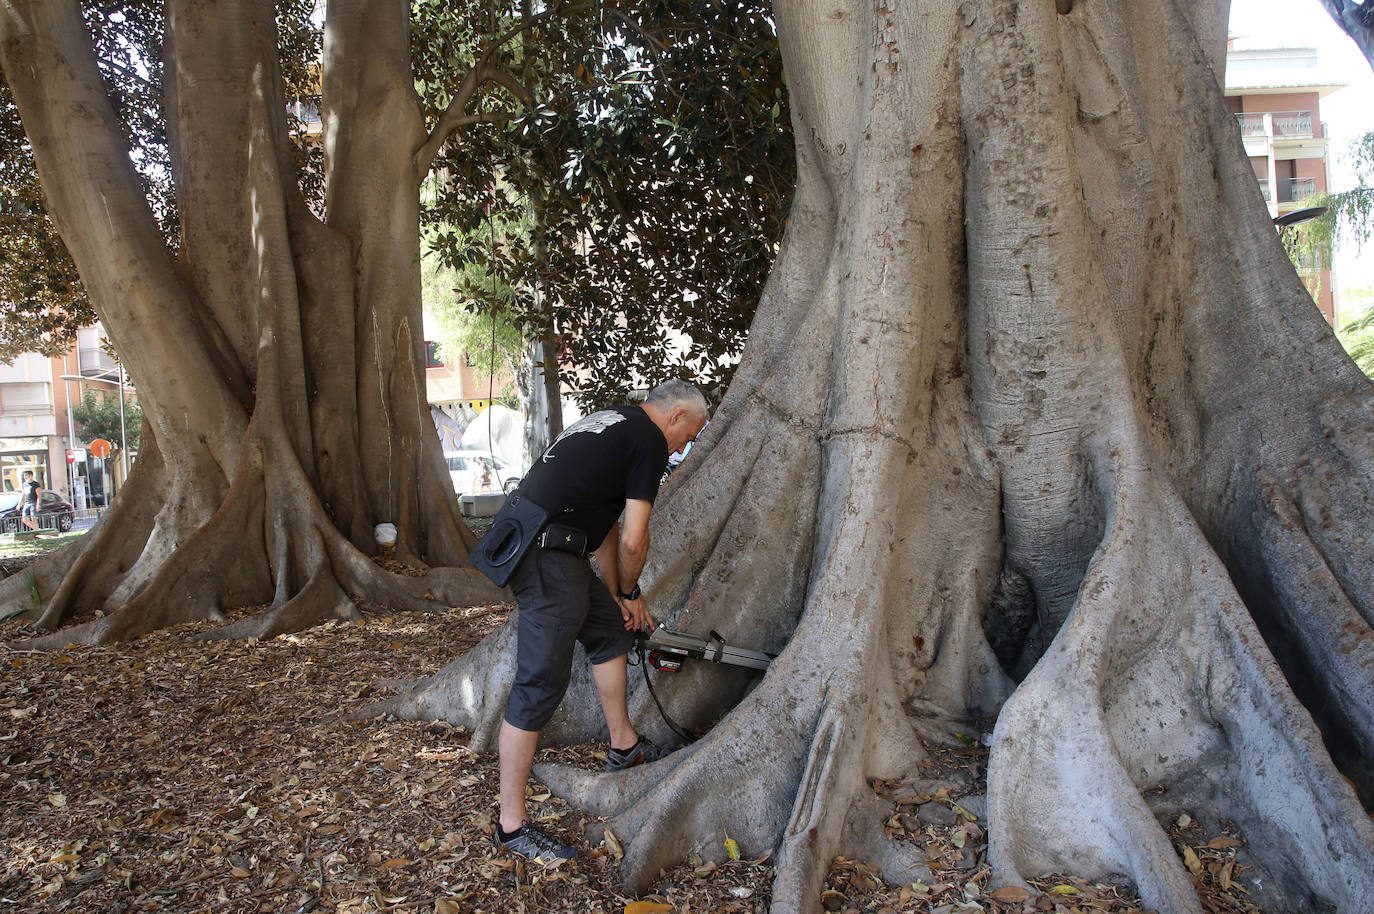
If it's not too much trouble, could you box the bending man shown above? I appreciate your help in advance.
[495,380,709,863]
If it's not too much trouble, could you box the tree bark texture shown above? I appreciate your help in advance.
[0,0,501,642]
[373,2,1374,912]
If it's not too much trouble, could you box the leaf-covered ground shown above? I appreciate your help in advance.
[0,589,1266,914]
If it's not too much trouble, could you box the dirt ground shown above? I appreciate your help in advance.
[0,548,1262,914]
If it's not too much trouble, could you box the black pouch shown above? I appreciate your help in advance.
[538,522,589,558]
[468,492,550,587]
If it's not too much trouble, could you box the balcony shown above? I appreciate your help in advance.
[288,100,323,133]
[1234,111,1314,139]
[1279,177,1317,203]
[78,345,119,379]
[1257,178,1271,202]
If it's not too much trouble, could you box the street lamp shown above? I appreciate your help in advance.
[1273,205,1328,237]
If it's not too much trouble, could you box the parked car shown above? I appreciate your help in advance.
[444,450,521,495]
[0,489,75,534]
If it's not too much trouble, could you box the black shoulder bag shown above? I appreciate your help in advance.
[468,491,550,587]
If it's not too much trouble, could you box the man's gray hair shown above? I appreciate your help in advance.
[645,379,709,419]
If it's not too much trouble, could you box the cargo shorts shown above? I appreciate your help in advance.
[502,546,637,731]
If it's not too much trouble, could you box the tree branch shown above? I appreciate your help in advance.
[1316,0,1374,70]
[413,62,532,176]
[412,2,594,178]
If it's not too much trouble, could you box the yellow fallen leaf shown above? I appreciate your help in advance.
[724,837,741,861]
[1182,845,1203,876]
[49,854,80,864]
[950,802,977,822]
[1049,884,1078,895]
[624,902,674,914]
[1208,835,1242,849]
[381,858,411,868]
[604,828,624,860]
[435,900,462,914]
[231,867,251,878]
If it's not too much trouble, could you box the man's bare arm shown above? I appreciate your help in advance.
[616,499,654,631]
[618,499,653,591]
[593,522,622,598]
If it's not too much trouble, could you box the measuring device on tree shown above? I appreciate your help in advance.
[630,626,773,745]
[639,626,773,673]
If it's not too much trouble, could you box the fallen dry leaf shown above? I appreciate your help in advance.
[989,885,1034,903]
[1182,845,1203,876]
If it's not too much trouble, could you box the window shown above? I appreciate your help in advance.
[425,341,445,369]
[0,382,52,416]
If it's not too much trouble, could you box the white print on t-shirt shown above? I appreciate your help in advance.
[541,410,628,463]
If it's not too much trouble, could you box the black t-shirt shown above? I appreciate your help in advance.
[22,480,39,506]
[520,405,669,546]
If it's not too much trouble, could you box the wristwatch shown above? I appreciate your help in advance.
[616,583,642,601]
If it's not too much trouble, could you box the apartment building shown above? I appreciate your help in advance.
[1225,44,1345,323]
[0,325,128,504]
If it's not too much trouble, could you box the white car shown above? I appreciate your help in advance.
[444,450,521,495]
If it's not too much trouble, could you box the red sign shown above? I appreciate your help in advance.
[66,449,76,464]
[89,438,112,458]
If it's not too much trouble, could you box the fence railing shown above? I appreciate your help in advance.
[1280,177,1317,202]
[1234,111,1314,139]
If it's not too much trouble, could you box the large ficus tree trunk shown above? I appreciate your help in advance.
[374,1,1374,912]
[0,0,501,641]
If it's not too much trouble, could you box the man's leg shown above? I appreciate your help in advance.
[498,720,540,833]
[591,655,638,752]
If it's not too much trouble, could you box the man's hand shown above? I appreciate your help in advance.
[616,595,655,633]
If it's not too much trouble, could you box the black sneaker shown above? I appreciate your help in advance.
[494,822,577,864]
[605,738,673,772]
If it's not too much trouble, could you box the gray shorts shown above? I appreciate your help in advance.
[502,547,636,731]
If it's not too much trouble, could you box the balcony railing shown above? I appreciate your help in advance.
[288,100,322,127]
[78,346,118,377]
[1257,178,1271,202]
[1234,111,1314,139]
[1280,177,1317,203]
[1292,247,1323,271]
[1273,111,1313,137]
